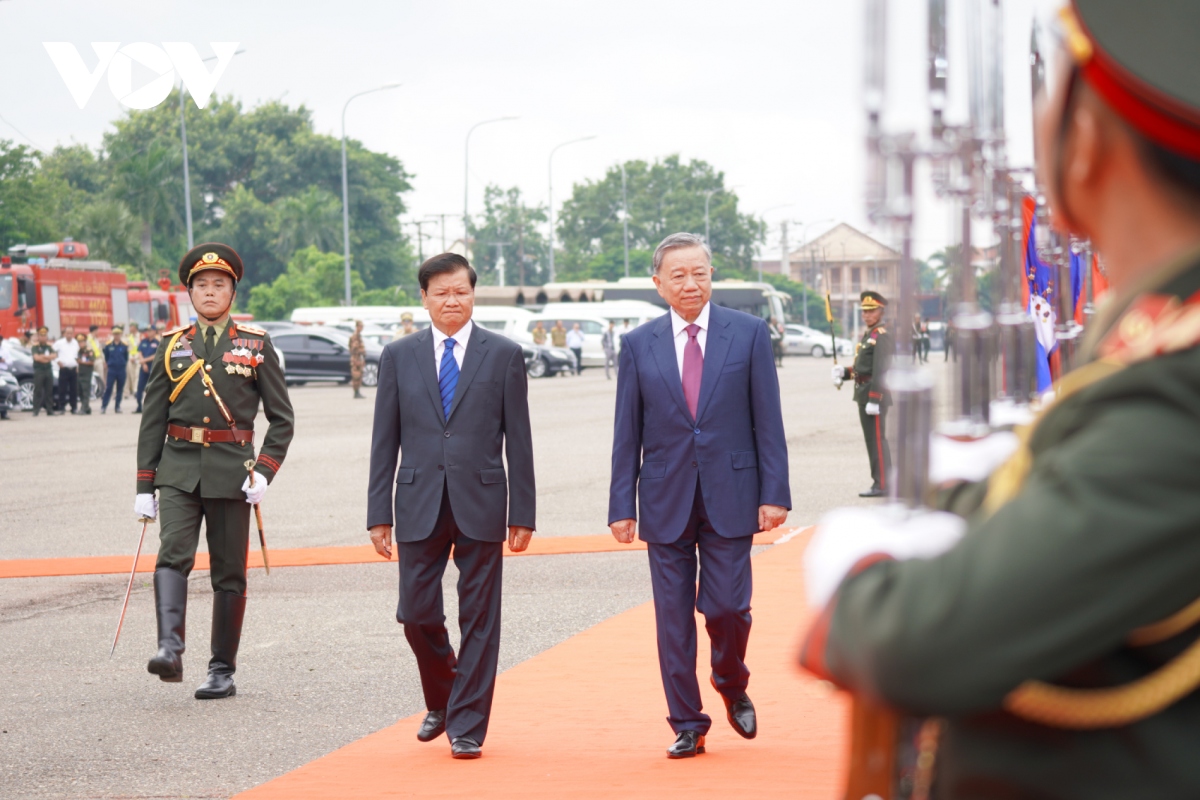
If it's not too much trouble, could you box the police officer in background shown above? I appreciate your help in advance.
[101,327,128,414]
[802,2,1200,794]
[832,291,892,497]
[135,243,294,699]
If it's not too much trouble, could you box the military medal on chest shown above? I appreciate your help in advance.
[223,338,265,377]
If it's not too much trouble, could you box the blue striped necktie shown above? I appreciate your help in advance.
[439,337,459,420]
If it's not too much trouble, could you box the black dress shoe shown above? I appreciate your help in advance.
[712,676,757,739]
[858,485,885,498]
[417,709,447,742]
[667,730,705,759]
[450,736,482,759]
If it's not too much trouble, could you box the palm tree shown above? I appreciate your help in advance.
[112,141,182,259]
[74,199,143,269]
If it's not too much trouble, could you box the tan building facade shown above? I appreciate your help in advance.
[791,223,900,339]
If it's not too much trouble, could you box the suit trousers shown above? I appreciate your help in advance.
[102,368,125,411]
[397,483,503,745]
[57,367,78,411]
[647,480,753,735]
[858,401,892,490]
[155,485,251,595]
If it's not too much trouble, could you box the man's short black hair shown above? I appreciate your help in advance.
[418,253,477,292]
[89,325,99,333]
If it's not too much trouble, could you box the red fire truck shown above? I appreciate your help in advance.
[1,240,131,339]
[127,273,196,331]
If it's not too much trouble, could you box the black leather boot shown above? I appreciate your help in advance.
[147,568,187,682]
[194,591,246,699]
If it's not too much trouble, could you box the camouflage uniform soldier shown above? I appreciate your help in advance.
[135,243,294,699]
[349,320,366,399]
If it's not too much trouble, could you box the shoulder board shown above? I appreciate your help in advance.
[164,324,190,336]
[876,326,887,334]
[235,323,267,336]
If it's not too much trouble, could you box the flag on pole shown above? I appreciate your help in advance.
[1021,195,1057,393]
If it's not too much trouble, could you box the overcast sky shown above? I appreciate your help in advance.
[0,0,1060,262]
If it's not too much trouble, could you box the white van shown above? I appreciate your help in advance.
[515,314,612,367]
[539,300,665,332]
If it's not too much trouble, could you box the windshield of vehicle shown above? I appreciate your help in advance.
[0,274,11,310]
[129,301,151,329]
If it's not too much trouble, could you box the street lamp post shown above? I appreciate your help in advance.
[341,83,401,306]
[620,162,630,278]
[179,48,244,250]
[463,116,518,259]
[547,135,597,283]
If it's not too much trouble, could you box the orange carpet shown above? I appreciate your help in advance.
[235,529,847,800]
[0,528,796,579]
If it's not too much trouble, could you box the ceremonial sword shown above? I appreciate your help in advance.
[826,292,842,391]
[245,459,270,574]
[110,516,152,657]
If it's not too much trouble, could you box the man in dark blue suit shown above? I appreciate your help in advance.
[608,232,791,758]
[367,253,536,760]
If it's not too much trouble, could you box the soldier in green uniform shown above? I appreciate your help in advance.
[348,320,366,399]
[832,291,892,497]
[30,326,58,417]
[75,332,94,415]
[135,242,294,700]
[802,1,1200,795]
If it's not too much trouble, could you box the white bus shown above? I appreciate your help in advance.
[539,277,789,322]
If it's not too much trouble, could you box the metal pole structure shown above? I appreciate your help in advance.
[424,213,454,253]
[463,116,518,261]
[547,135,597,283]
[704,189,716,246]
[341,83,401,306]
[780,221,790,285]
[179,49,244,251]
[798,218,834,326]
[620,163,631,278]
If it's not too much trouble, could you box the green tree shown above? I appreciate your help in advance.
[0,141,59,249]
[555,156,764,279]
[72,198,143,270]
[469,185,549,286]
[111,139,183,259]
[274,185,342,257]
[247,246,379,320]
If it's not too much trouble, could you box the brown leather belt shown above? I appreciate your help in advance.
[167,423,253,444]
[855,374,871,385]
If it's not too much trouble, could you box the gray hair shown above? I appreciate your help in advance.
[652,232,711,273]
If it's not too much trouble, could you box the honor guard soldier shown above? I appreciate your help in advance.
[803,1,1200,796]
[135,243,294,699]
[831,291,892,497]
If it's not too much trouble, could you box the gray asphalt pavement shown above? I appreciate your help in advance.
[0,352,927,799]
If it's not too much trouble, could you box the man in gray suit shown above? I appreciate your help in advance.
[367,253,536,760]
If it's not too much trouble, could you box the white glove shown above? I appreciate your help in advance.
[241,471,268,505]
[831,365,846,382]
[804,506,967,609]
[928,431,1021,485]
[865,402,880,416]
[134,493,158,520]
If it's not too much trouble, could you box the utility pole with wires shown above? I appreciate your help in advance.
[403,219,432,266]
[479,241,511,286]
[424,213,455,253]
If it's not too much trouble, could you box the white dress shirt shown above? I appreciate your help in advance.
[669,302,710,379]
[432,319,472,379]
[53,337,79,368]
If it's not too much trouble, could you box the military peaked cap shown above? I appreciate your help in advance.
[860,290,887,310]
[1067,0,1200,160]
[179,242,244,286]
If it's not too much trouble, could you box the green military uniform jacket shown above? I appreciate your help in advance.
[136,320,294,499]
[31,343,54,373]
[806,249,1200,798]
[849,323,891,405]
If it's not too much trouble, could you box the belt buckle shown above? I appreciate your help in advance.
[189,426,206,444]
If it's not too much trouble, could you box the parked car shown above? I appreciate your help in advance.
[521,343,577,378]
[271,326,382,387]
[0,361,19,412]
[782,324,853,358]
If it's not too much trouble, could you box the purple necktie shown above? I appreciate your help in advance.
[682,323,703,420]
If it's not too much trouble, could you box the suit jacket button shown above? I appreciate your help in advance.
[444,431,450,438]
[694,428,700,435]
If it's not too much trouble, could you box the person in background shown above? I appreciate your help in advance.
[550,320,567,348]
[125,322,141,401]
[349,320,367,399]
[134,325,160,413]
[31,326,58,417]
[769,317,785,367]
[566,322,585,373]
[531,320,547,346]
[53,324,80,414]
[832,291,893,498]
[601,320,617,380]
[19,329,34,351]
[86,325,105,387]
[75,332,95,415]
[101,326,128,414]
[400,311,417,336]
